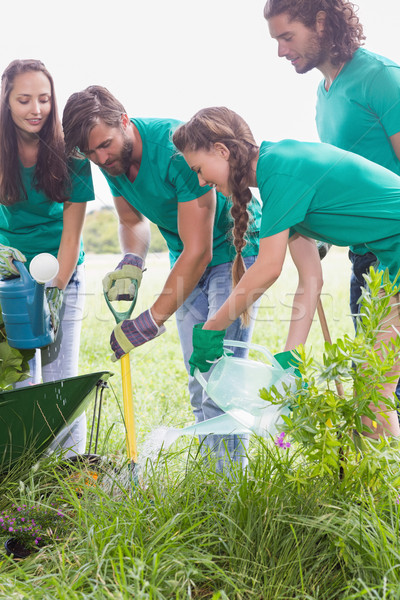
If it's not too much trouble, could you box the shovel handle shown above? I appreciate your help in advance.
[104,281,139,465]
[104,280,138,324]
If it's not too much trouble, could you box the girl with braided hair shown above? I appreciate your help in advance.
[173,106,400,440]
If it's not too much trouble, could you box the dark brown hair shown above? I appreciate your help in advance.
[173,107,259,325]
[264,0,365,64]
[63,85,126,156]
[0,59,69,205]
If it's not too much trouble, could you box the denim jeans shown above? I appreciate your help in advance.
[16,264,87,457]
[175,257,258,472]
[349,250,400,403]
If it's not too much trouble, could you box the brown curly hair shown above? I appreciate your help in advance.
[264,0,365,64]
[173,107,259,326]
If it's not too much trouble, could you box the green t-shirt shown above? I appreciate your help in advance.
[103,117,260,267]
[316,48,400,175]
[257,140,400,281]
[0,157,94,266]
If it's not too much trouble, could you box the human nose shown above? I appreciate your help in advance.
[95,148,109,166]
[30,99,41,115]
[197,174,207,187]
[277,41,288,58]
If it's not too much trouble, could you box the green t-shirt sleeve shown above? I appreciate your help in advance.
[367,67,400,137]
[259,174,315,238]
[106,178,120,198]
[67,157,95,203]
[167,153,212,203]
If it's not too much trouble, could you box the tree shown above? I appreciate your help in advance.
[83,207,167,254]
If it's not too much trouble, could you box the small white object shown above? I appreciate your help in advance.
[29,253,59,284]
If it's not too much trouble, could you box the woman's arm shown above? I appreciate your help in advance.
[204,229,290,331]
[284,234,323,350]
[52,201,87,289]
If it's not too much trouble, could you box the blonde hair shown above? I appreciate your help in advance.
[173,107,259,326]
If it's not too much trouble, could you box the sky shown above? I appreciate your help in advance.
[2,0,400,210]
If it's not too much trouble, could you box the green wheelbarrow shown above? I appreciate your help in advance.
[0,370,112,474]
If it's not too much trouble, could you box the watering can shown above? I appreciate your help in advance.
[0,253,59,349]
[192,340,297,436]
[158,341,297,450]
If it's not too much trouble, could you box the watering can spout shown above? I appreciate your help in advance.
[0,253,59,349]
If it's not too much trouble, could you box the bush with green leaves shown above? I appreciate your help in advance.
[83,207,167,254]
[261,267,400,495]
[0,310,34,390]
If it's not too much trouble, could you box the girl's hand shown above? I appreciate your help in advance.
[189,324,226,375]
[0,244,26,279]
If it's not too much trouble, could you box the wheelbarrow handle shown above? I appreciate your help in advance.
[103,280,139,324]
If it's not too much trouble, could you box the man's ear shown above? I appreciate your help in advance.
[121,113,130,129]
[315,10,326,34]
[214,142,230,160]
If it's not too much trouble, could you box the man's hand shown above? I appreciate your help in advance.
[103,254,144,301]
[110,308,166,360]
[0,245,26,280]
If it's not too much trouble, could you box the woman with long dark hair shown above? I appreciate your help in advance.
[0,59,94,455]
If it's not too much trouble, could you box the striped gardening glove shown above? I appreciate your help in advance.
[45,287,64,336]
[103,254,144,302]
[110,308,166,361]
[0,245,26,279]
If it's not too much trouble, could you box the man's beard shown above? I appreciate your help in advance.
[104,135,133,176]
[296,31,329,74]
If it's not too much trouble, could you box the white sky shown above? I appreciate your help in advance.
[2,0,400,210]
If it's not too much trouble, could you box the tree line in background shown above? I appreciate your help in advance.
[82,207,168,254]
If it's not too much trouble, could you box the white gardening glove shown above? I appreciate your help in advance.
[102,254,144,301]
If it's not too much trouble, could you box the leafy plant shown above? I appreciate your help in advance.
[261,267,400,492]
[0,311,34,390]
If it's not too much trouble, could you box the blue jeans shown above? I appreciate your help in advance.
[176,257,258,472]
[349,250,400,403]
[16,264,87,457]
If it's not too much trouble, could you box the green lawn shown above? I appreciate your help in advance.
[80,247,353,456]
[2,248,399,599]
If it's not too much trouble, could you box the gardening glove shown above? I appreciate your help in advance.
[189,323,226,376]
[274,350,302,378]
[110,308,166,361]
[316,241,331,261]
[45,287,64,336]
[102,253,144,301]
[0,244,26,279]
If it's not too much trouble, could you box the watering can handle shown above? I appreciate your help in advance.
[103,280,139,324]
[194,340,283,391]
[223,339,282,369]
[194,368,208,389]
[13,260,33,286]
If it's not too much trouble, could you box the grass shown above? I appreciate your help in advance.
[2,247,400,599]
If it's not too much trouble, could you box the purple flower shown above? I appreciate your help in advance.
[396,496,400,505]
[275,432,291,449]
